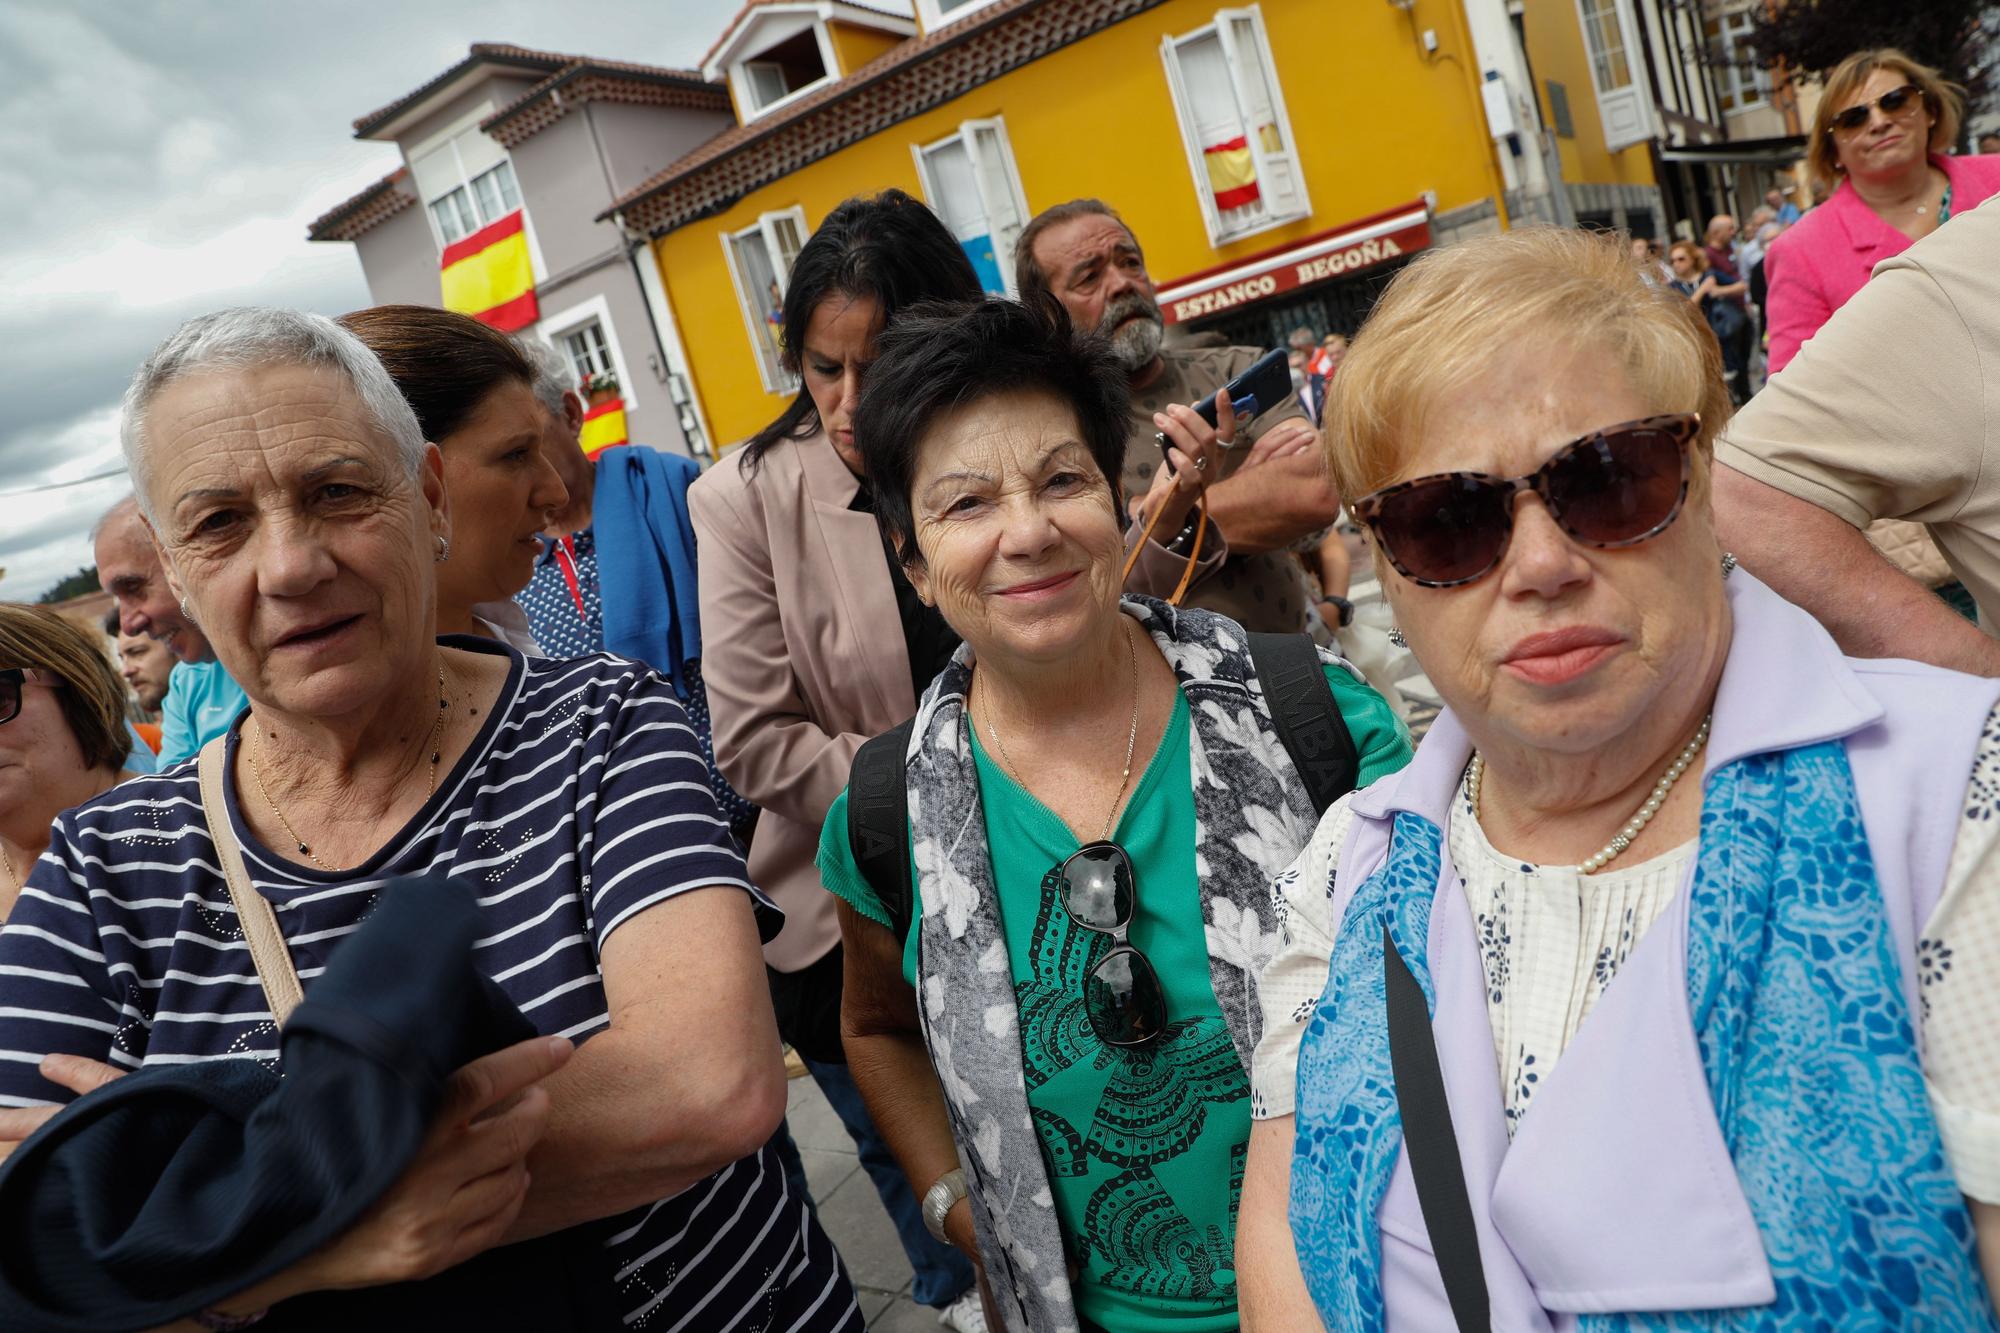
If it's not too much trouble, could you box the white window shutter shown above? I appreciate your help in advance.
[1160,31,1227,245]
[964,119,1028,296]
[1575,0,1652,151]
[1218,9,1306,219]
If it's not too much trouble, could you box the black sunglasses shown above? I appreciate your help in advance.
[1352,414,1697,589]
[0,669,24,727]
[1045,842,1166,1048]
[1828,84,1924,135]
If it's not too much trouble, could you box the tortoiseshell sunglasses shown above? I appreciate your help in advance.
[1351,414,1697,588]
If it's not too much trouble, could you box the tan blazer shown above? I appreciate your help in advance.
[690,431,1224,972]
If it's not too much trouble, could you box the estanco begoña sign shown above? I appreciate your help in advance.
[1156,204,1433,325]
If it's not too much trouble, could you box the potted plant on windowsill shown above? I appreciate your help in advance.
[582,369,621,408]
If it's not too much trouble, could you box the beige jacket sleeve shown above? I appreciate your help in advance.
[1714,218,1986,530]
[1124,515,1229,599]
[688,471,860,833]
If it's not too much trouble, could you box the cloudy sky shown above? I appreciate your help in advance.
[0,0,751,602]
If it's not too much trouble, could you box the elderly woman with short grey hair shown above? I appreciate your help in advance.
[0,308,862,1329]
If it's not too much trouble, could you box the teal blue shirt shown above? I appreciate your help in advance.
[157,659,249,768]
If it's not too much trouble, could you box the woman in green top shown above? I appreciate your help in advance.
[819,298,1411,1333]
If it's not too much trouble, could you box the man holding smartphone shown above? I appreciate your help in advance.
[1016,199,1339,634]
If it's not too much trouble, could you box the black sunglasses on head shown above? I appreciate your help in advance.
[1044,842,1167,1048]
[1828,84,1924,135]
[0,668,25,727]
[1351,414,1697,589]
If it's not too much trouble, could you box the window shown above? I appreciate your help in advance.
[410,114,526,249]
[1704,8,1769,114]
[913,118,1031,297]
[1161,7,1308,246]
[428,161,522,245]
[1577,0,1631,92]
[1573,0,1651,151]
[722,208,809,393]
[537,296,639,414]
[562,321,614,383]
[736,27,832,118]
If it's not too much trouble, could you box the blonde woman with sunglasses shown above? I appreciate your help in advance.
[1763,47,2000,373]
[1238,228,2000,1328]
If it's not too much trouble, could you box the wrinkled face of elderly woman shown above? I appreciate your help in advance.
[142,363,448,719]
[1375,340,1727,758]
[902,389,1126,667]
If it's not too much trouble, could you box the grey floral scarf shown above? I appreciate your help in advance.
[906,597,1328,1332]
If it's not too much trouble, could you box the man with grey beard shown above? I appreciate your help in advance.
[1016,199,1337,633]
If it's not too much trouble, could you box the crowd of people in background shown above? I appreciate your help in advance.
[0,40,1996,1333]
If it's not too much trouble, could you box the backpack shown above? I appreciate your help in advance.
[846,632,1360,942]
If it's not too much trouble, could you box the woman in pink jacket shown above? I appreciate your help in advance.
[1765,48,2000,374]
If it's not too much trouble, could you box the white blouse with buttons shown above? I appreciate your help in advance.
[1252,702,2000,1201]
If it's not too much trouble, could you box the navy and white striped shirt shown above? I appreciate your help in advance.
[0,639,860,1331]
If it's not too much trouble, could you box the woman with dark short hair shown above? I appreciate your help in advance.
[339,305,568,652]
[691,193,1239,1332]
[814,297,1410,1332]
[0,605,137,916]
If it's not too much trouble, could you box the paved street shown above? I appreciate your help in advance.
[786,1071,944,1331]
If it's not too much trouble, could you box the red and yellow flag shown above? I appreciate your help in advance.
[1203,136,1260,211]
[579,397,628,458]
[440,210,538,332]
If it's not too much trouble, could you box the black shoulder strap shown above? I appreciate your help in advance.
[1385,926,1491,1332]
[1245,632,1360,816]
[847,718,917,941]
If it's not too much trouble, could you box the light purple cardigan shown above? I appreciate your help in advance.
[1326,571,1999,1328]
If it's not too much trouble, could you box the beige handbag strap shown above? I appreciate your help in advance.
[197,737,305,1027]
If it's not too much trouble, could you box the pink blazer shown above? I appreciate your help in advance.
[689,432,1225,972]
[1765,153,2000,372]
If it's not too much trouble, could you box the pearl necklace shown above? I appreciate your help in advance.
[1469,714,1711,874]
[982,620,1141,842]
[248,665,450,872]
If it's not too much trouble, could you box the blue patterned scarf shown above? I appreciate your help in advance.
[1290,742,1996,1329]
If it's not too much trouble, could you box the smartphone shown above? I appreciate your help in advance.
[1156,347,1293,469]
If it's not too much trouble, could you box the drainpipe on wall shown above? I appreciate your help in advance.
[620,219,715,460]
[578,99,714,460]
[1458,0,1571,227]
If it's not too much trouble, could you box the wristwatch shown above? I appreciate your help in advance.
[1321,595,1355,628]
[921,1166,969,1244]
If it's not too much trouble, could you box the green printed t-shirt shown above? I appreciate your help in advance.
[818,666,1409,1333]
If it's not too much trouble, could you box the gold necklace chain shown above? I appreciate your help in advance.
[248,665,449,872]
[0,850,21,897]
[982,619,1141,843]
[1467,714,1711,875]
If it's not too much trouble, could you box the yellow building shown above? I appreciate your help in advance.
[609,0,1665,449]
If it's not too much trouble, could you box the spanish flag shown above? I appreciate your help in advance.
[1203,135,1260,211]
[440,210,538,332]
[578,397,628,458]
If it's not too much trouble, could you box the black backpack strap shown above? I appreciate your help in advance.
[1385,926,1491,1332]
[846,719,917,942]
[1246,632,1360,816]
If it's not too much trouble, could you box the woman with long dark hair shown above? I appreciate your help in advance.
[689,190,1223,1331]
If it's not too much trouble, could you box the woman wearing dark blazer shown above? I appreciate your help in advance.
[690,192,1224,1330]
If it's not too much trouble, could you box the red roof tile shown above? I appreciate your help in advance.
[607,0,1158,236]
[482,61,729,147]
[306,168,415,243]
[353,43,714,140]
